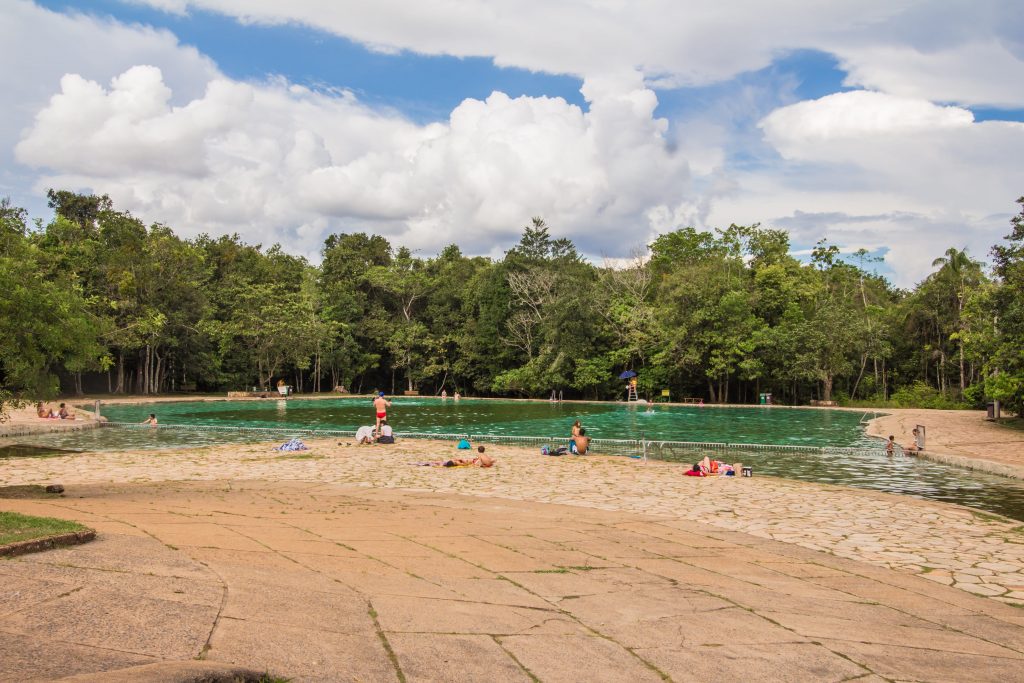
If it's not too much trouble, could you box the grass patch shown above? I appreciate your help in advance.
[533,568,570,574]
[0,511,87,546]
[970,510,1012,525]
[995,417,1024,433]
[0,485,63,500]
[273,453,326,461]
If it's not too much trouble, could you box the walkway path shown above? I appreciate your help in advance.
[3,481,1024,681]
[4,438,1024,605]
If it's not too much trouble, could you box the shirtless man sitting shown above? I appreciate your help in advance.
[572,428,591,455]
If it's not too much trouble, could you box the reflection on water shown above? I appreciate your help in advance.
[7,398,1024,522]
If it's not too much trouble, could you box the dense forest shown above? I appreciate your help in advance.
[2,190,1023,414]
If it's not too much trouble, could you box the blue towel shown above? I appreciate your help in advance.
[275,438,308,451]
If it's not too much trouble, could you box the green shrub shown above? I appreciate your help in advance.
[889,382,969,409]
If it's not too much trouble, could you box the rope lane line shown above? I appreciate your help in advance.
[100,422,885,456]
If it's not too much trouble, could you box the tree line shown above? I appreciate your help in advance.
[2,190,1023,414]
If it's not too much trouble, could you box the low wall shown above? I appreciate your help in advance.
[913,448,1024,480]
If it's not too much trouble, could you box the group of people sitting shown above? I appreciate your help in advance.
[36,402,75,420]
[355,421,394,445]
[570,420,590,454]
[886,427,923,456]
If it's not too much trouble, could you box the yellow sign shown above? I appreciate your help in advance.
[661,389,671,397]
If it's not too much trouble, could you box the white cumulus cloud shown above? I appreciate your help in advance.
[16,65,692,258]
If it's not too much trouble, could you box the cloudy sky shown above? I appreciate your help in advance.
[4,0,1024,285]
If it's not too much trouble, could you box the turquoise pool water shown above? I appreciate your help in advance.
[9,398,1024,523]
[96,397,875,446]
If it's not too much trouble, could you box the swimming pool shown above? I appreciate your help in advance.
[95,397,877,446]
[8,398,1024,522]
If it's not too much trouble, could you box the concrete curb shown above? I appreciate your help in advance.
[0,529,96,558]
[915,448,1024,481]
[53,661,268,682]
[0,421,102,438]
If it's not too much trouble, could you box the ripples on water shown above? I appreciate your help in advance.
[7,398,1024,522]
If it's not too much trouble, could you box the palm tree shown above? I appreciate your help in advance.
[931,247,977,394]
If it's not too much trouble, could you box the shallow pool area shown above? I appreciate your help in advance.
[6,397,1024,523]
[94,397,877,446]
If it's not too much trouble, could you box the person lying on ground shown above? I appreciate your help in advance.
[697,456,734,475]
[414,450,495,468]
[685,462,706,477]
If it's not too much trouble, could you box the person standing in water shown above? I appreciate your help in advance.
[373,392,391,433]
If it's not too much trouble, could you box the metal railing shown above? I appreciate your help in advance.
[100,421,885,461]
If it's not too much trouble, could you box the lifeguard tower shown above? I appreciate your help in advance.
[620,371,639,401]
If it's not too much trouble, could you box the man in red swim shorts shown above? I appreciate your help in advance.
[373,391,391,434]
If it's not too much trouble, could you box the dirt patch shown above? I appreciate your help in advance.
[0,485,65,499]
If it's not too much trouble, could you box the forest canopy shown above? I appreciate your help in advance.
[2,191,1023,415]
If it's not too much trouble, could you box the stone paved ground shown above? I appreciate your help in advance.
[4,438,1024,606]
[4,482,1024,682]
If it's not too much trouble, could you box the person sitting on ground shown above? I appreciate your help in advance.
[886,435,896,457]
[57,402,75,420]
[142,413,157,426]
[377,420,395,444]
[36,402,56,419]
[571,428,591,455]
[355,425,376,445]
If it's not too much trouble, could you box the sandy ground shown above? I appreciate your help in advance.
[4,400,1024,680]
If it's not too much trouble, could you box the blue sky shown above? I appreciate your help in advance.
[37,0,588,120]
[6,0,1024,286]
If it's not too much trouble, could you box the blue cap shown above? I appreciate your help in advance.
[378,391,385,397]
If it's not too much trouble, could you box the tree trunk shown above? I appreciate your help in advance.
[939,350,946,395]
[115,352,125,394]
[706,379,717,404]
[823,375,834,402]
[155,352,164,394]
[959,342,966,395]
[851,353,868,399]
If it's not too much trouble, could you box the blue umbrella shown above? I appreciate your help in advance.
[618,370,637,380]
